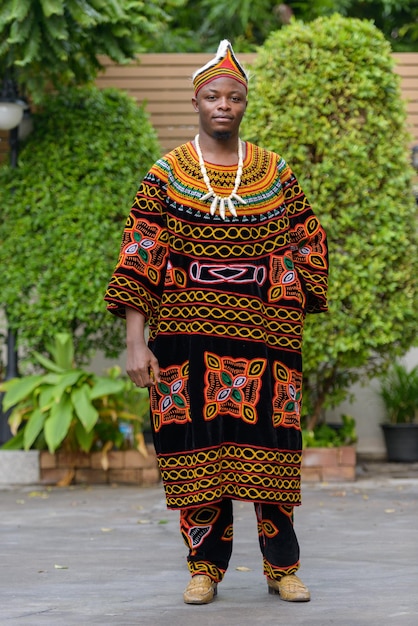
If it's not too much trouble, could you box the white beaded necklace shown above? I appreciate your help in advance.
[194,134,246,220]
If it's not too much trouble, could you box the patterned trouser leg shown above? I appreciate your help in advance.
[255,502,300,580]
[180,499,234,583]
[180,499,300,583]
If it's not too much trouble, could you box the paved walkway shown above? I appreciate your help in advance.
[1,468,417,625]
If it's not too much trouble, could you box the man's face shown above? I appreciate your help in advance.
[192,77,247,139]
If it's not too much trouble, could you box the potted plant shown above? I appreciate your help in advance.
[379,363,418,462]
[0,333,157,485]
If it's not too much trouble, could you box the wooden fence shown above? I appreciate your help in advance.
[1,52,418,161]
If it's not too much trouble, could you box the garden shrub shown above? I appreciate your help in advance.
[0,85,161,365]
[244,15,418,426]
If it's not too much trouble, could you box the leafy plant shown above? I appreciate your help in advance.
[379,363,418,424]
[244,15,418,429]
[0,0,174,101]
[302,414,357,448]
[0,85,161,364]
[145,0,418,52]
[0,333,150,454]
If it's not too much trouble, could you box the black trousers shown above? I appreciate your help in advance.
[180,498,300,583]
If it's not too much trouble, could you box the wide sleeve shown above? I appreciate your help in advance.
[279,158,328,315]
[104,165,170,324]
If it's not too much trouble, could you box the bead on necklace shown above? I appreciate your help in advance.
[194,134,246,220]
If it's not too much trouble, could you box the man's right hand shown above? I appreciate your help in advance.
[125,307,161,388]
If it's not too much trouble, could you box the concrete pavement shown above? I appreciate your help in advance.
[1,468,417,625]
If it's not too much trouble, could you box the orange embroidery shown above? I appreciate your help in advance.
[203,352,267,424]
[151,361,191,431]
[272,362,302,429]
[268,252,302,304]
[119,217,168,285]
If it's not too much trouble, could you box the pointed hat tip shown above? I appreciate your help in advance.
[216,40,232,56]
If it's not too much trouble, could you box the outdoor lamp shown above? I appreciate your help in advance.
[0,101,24,130]
[0,78,24,131]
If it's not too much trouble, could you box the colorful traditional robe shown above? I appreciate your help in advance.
[105,141,328,509]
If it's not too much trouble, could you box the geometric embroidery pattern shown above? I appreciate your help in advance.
[264,560,299,580]
[258,518,280,539]
[268,252,303,305]
[180,506,222,553]
[157,291,304,348]
[272,362,303,429]
[150,361,191,432]
[203,352,267,424]
[157,444,302,509]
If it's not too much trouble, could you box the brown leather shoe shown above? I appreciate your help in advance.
[183,575,218,604]
[267,574,311,602]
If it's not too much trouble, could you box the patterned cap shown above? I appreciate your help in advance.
[192,40,248,96]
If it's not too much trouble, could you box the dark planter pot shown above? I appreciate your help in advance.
[381,423,418,462]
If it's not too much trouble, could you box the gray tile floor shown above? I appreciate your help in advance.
[1,470,417,625]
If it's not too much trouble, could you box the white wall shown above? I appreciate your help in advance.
[326,347,418,458]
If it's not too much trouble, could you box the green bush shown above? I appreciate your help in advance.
[0,85,161,365]
[244,15,418,427]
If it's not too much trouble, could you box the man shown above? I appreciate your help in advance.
[105,40,328,605]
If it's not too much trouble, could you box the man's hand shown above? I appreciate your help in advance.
[125,307,160,388]
[126,342,160,388]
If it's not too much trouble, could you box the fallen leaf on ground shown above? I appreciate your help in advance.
[236,566,251,572]
[54,564,68,569]
[29,491,49,499]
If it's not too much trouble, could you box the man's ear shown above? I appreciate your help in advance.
[192,96,199,112]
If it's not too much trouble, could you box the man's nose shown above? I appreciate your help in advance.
[217,97,230,109]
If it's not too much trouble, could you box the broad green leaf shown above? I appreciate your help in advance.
[39,0,65,19]
[72,384,98,432]
[15,21,41,66]
[46,371,85,404]
[40,372,61,385]
[33,351,65,373]
[53,332,74,369]
[0,429,25,450]
[38,385,60,412]
[9,0,31,21]
[89,377,125,399]
[44,394,74,453]
[1,375,44,411]
[23,408,47,450]
[75,420,95,453]
[7,405,28,435]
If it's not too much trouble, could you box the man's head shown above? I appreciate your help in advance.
[192,41,248,140]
